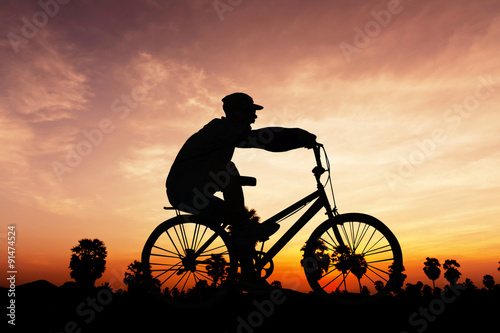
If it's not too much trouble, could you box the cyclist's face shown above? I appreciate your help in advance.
[231,108,258,125]
[242,109,257,124]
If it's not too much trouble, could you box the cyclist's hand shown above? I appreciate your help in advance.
[299,131,317,149]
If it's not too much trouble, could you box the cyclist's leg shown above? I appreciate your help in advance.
[167,177,226,219]
[220,163,248,221]
[220,164,279,246]
[199,196,226,223]
[215,173,254,277]
[205,167,257,281]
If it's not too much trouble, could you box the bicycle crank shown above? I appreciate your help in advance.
[253,251,274,279]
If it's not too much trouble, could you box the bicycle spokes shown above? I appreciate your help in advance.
[303,214,402,303]
[148,222,232,299]
[319,224,393,293]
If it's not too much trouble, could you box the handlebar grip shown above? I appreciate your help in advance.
[313,144,323,169]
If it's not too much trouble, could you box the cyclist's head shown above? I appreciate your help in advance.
[222,92,263,125]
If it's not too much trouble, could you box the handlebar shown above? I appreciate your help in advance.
[312,143,326,178]
[312,143,338,215]
[313,143,323,167]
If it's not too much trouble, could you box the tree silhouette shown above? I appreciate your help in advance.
[422,284,433,299]
[271,280,282,289]
[204,253,228,286]
[482,274,495,290]
[498,261,500,272]
[330,244,367,292]
[405,281,424,299]
[331,244,367,278]
[423,257,441,289]
[69,238,107,290]
[300,239,331,281]
[443,259,461,285]
[124,260,161,294]
[389,263,407,294]
[464,278,477,291]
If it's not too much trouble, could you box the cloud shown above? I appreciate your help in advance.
[0,111,33,196]
[118,145,173,180]
[0,25,96,210]
[3,31,91,123]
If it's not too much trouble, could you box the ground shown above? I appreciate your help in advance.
[3,280,499,333]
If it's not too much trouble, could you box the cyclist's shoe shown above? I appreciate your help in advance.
[232,222,279,245]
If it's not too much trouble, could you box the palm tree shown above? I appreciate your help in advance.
[300,239,331,281]
[423,257,441,289]
[69,238,107,290]
[330,244,367,292]
[443,259,461,285]
[482,275,495,290]
[205,253,228,286]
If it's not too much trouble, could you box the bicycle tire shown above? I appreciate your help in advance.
[302,213,403,305]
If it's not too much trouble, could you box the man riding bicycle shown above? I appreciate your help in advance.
[166,92,316,289]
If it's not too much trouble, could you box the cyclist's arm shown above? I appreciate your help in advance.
[237,127,316,152]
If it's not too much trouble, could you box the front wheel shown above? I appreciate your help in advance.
[302,213,403,305]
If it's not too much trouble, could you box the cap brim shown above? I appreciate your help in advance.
[238,104,263,110]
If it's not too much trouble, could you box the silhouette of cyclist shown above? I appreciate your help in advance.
[166,92,316,289]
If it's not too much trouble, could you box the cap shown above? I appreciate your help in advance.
[221,92,263,111]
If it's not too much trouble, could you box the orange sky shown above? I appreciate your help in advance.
[1,0,499,291]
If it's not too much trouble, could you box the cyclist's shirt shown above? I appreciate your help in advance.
[166,117,312,208]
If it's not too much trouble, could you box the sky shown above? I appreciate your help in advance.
[1,0,499,291]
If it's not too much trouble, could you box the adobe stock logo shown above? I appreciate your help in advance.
[51,64,167,182]
[227,289,287,333]
[384,75,497,191]
[7,0,72,54]
[400,282,467,333]
[213,0,244,22]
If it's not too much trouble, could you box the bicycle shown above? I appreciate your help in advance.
[141,143,403,307]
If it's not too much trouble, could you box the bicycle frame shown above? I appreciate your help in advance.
[188,144,343,274]
[254,144,344,272]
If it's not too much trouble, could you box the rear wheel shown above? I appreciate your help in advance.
[141,215,237,308]
[302,213,403,305]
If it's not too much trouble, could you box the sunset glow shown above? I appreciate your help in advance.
[1,0,499,292]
